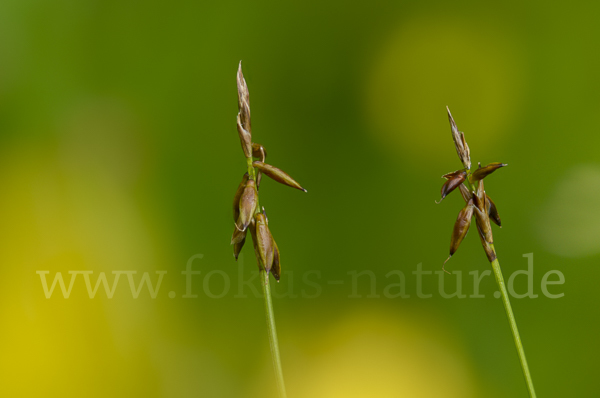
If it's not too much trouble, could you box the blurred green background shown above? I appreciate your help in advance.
[1,0,598,397]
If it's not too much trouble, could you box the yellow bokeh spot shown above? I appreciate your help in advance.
[257,306,480,398]
[0,101,173,396]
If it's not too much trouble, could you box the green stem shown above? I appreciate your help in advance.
[248,156,287,397]
[489,246,536,398]
[260,269,287,398]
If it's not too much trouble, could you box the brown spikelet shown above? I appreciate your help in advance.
[450,200,474,256]
[237,179,258,231]
[443,199,474,274]
[447,107,471,170]
[253,161,307,192]
[233,173,249,222]
[272,240,281,281]
[486,194,502,227]
[255,212,275,274]
[237,62,252,158]
[232,227,247,260]
[473,180,493,244]
[469,162,507,183]
[437,170,467,203]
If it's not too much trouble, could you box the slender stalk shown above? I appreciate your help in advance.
[489,245,536,398]
[247,157,287,398]
[445,107,536,396]
[260,269,287,398]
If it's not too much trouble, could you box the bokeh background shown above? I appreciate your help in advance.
[0,0,598,397]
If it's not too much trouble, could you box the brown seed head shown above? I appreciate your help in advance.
[443,199,474,274]
[450,199,474,256]
[255,212,275,275]
[231,226,247,259]
[231,224,247,245]
[272,240,281,281]
[438,170,467,203]
[233,238,246,260]
[253,161,307,192]
[469,162,507,183]
[446,106,471,170]
[233,173,249,222]
[237,179,258,231]
[237,62,253,158]
[486,194,502,227]
[473,180,494,245]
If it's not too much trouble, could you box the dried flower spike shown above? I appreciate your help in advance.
[229,62,307,397]
[237,62,252,158]
[230,63,305,279]
[446,106,471,170]
[437,107,536,397]
[438,108,508,269]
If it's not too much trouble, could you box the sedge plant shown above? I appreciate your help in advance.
[230,62,306,398]
[438,107,536,397]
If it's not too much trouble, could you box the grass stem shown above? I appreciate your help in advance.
[489,246,536,398]
[260,269,287,398]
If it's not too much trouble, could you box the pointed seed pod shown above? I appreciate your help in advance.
[253,161,307,192]
[449,199,474,256]
[237,62,251,126]
[233,173,249,222]
[237,179,258,231]
[237,114,252,159]
[231,224,247,245]
[255,212,275,274]
[237,62,252,158]
[447,106,471,170]
[232,227,247,260]
[486,194,502,227]
[473,185,494,245]
[475,178,485,207]
[469,162,507,182]
[272,240,281,281]
[443,199,474,274]
[437,170,467,203]
[249,219,261,268]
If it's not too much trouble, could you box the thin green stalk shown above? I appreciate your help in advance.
[260,269,287,398]
[248,158,287,398]
[489,245,536,398]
